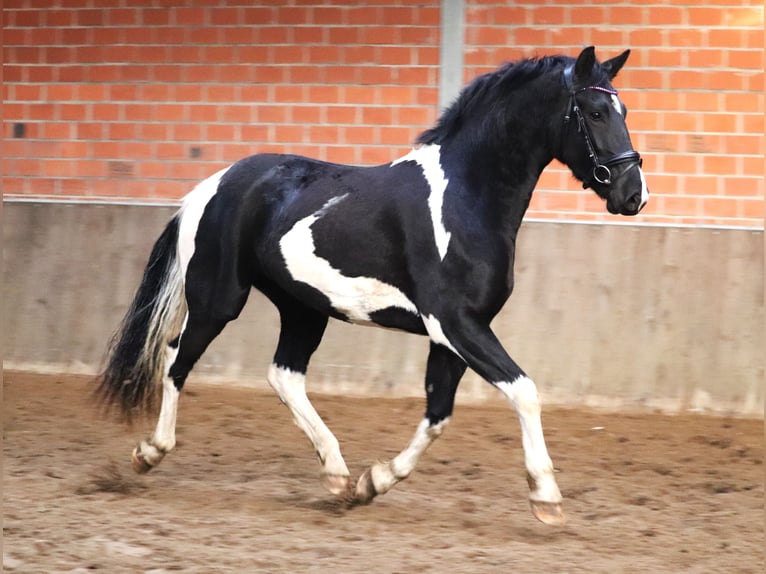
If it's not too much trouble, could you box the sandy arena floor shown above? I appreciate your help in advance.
[3,371,763,573]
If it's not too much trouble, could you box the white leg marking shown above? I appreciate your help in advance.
[149,340,182,452]
[134,342,182,471]
[370,417,449,494]
[279,197,418,322]
[267,364,349,479]
[496,376,562,504]
[392,145,451,260]
[422,314,463,359]
[178,166,231,274]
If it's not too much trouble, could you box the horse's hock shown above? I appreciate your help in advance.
[4,201,762,416]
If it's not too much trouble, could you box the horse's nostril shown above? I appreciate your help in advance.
[624,193,642,214]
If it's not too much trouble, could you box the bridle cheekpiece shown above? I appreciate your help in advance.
[562,65,642,188]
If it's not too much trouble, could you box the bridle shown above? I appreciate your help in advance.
[562,66,642,188]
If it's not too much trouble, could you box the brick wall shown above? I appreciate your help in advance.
[3,1,764,227]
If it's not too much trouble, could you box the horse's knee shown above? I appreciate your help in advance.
[501,375,542,416]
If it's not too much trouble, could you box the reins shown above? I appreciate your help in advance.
[562,66,642,187]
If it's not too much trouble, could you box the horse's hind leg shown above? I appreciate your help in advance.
[132,312,239,473]
[267,301,350,495]
[355,342,466,503]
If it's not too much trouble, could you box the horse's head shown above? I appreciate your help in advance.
[557,47,648,216]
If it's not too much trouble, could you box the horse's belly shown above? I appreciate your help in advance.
[284,260,421,327]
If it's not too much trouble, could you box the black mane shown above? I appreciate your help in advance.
[417,54,610,146]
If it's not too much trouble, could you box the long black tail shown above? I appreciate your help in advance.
[97,214,187,419]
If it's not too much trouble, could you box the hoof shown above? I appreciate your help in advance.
[131,446,153,474]
[130,441,165,475]
[530,500,567,526]
[353,469,377,505]
[320,473,349,496]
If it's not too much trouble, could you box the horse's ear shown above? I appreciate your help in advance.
[574,46,597,83]
[602,49,631,80]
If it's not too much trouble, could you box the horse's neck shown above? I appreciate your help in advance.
[443,136,552,236]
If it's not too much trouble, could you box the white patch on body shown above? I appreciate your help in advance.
[267,364,349,478]
[496,375,562,503]
[422,314,462,358]
[279,196,418,323]
[610,94,623,116]
[178,166,231,274]
[392,145,452,260]
[370,417,450,494]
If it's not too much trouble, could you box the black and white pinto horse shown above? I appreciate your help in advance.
[98,47,648,525]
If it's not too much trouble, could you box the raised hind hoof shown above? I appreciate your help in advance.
[131,446,154,474]
[353,469,378,505]
[530,500,567,526]
[130,441,164,475]
[320,473,349,496]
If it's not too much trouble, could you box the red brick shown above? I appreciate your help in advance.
[92,104,121,121]
[43,9,74,27]
[647,7,684,26]
[173,7,207,26]
[255,105,289,124]
[492,6,527,25]
[309,125,340,143]
[241,124,270,142]
[13,10,41,27]
[312,7,344,25]
[256,26,290,44]
[12,84,41,101]
[107,8,139,26]
[728,49,763,70]
[470,26,510,46]
[204,85,237,103]
[683,93,721,114]
[326,106,358,124]
[308,85,340,104]
[341,45,378,65]
[321,66,357,84]
[413,6,439,26]
[724,135,761,156]
[207,124,237,142]
[273,125,306,143]
[360,146,397,165]
[359,26,398,45]
[306,45,343,64]
[531,6,567,26]
[57,103,87,121]
[275,6,309,25]
[156,143,187,160]
[688,7,724,26]
[396,106,433,127]
[703,155,738,176]
[741,197,764,218]
[379,126,411,145]
[343,126,375,145]
[362,107,393,126]
[400,27,437,45]
[328,27,360,45]
[702,197,739,218]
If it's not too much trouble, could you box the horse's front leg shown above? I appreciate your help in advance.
[355,342,467,503]
[422,312,565,525]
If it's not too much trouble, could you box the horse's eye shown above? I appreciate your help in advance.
[590,111,602,121]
